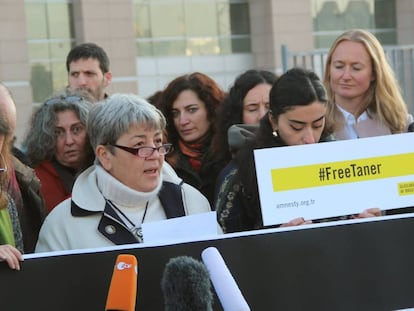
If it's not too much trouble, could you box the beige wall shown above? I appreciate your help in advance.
[248,0,278,72]
[248,0,314,74]
[72,0,138,95]
[396,0,414,44]
[0,0,34,144]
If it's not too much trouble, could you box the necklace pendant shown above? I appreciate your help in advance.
[131,226,144,243]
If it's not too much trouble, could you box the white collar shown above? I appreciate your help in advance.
[336,104,369,125]
[95,165,162,207]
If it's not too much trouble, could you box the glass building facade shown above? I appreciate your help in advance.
[133,0,251,57]
[22,0,402,104]
[25,0,74,102]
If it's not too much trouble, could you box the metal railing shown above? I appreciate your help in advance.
[281,44,414,113]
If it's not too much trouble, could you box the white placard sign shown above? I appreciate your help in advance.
[254,133,414,226]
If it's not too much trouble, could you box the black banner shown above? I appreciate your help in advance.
[1,216,414,310]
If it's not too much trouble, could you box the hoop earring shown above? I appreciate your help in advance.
[272,130,278,137]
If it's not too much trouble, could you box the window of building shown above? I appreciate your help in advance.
[312,0,396,48]
[134,0,251,57]
[25,0,74,103]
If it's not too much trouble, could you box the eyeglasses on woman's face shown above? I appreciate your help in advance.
[109,143,172,158]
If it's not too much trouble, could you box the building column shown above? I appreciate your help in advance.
[248,0,314,74]
[0,0,33,144]
[396,0,414,44]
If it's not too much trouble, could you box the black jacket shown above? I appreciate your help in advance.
[11,156,47,253]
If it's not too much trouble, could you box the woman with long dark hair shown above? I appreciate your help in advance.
[216,68,380,233]
[159,72,225,204]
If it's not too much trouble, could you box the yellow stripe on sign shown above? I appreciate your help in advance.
[271,153,414,192]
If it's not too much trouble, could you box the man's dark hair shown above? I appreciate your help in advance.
[66,42,110,74]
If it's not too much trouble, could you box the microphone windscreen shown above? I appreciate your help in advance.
[161,256,213,311]
[202,247,250,311]
[105,254,138,311]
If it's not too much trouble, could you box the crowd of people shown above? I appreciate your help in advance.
[1,29,413,269]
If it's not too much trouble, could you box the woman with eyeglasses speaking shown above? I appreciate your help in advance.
[35,93,210,252]
[23,90,95,212]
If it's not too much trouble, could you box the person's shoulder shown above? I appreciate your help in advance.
[12,155,33,174]
[35,198,73,253]
[180,182,211,213]
[34,160,57,176]
[71,165,106,210]
[76,165,96,181]
[160,162,211,212]
[227,124,258,155]
[219,161,238,178]
[38,198,72,237]
[161,162,182,184]
[72,165,96,191]
[214,160,243,208]
[180,181,204,196]
[12,155,43,188]
[45,198,72,219]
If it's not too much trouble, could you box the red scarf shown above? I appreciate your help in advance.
[178,139,204,172]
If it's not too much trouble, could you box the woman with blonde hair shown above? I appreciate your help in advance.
[0,112,23,270]
[324,29,412,139]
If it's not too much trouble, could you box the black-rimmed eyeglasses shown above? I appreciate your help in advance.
[110,143,173,158]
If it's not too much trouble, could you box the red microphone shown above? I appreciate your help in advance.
[105,254,138,311]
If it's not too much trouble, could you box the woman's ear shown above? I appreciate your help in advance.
[96,145,112,170]
[268,113,278,137]
[268,113,277,130]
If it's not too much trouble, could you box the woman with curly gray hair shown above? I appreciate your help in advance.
[23,90,94,212]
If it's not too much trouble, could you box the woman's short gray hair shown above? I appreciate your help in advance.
[88,93,166,151]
